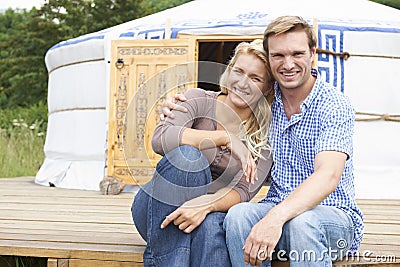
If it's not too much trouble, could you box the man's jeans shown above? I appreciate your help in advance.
[132,145,231,267]
[224,202,354,267]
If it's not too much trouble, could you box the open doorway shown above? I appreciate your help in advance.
[197,41,243,92]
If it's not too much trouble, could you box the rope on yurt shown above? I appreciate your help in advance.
[316,48,400,60]
[356,112,400,122]
[48,107,106,115]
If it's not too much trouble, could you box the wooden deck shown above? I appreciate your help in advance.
[1,177,400,266]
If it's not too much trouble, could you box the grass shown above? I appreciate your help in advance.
[0,118,45,178]
[0,256,47,267]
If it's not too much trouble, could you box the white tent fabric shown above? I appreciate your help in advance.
[36,0,400,197]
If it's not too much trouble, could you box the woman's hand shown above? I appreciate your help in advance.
[161,203,209,233]
[160,188,240,233]
[160,93,257,183]
[160,93,187,120]
[225,134,257,184]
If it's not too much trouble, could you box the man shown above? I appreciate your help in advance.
[223,16,363,267]
[160,16,363,267]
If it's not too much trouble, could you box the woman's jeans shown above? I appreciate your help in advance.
[224,202,355,267]
[132,146,231,267]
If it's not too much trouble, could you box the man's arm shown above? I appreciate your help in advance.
[243,150,347,266]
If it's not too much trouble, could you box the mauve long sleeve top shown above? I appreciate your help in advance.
[151,88,272,202]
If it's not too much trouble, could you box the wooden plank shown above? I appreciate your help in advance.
[364,223,400,235]
[0,240,144,262]
[0,210,132,224]
[0,203,130,213]
[0,219,135,233]
[363,215,400,222]
[361,235,400,246]
[357,245,400,258]
[68,259,142,267]
[1,188,134,200]
[357,199,400,206]
[58,259,70,267]
[0,195,133,206]
[1,177,400,266]
[0,226,141,239]
[0,186,136,199]
[47,258,58,267]
[0,232,145,246]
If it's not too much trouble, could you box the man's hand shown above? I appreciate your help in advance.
[242,212,284,266]
[160,93,187,120]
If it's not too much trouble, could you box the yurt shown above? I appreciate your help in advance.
[35,0,400,198]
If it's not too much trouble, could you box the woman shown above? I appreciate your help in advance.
[131,39,274,267]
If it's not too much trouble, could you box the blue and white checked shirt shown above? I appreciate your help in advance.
[261,69,364,252]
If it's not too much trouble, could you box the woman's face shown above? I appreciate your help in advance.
[226,53,268,109]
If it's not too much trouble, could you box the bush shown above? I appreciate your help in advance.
[0,103,47,178]
[0,101,47,133]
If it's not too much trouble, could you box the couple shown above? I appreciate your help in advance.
[131,15,364,267]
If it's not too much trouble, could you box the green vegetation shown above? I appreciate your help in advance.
[0,0,192,178]
[0,104,46,177]
[0,255,47,267]
[371,0,400,10]
[0,0,193,109]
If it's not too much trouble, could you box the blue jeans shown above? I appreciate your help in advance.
[132,146,231,267]
[224,202,355,267]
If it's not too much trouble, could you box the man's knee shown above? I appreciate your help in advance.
[224,202,255,230]
[282,209,321,241]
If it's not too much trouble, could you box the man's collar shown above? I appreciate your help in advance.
[302,68,319,109]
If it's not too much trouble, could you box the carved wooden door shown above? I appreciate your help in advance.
[108,39,197,185]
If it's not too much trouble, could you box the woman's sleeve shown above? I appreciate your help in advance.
[232,149,273,202]
[151,88,205,156]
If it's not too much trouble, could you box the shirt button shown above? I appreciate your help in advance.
[284,133,288,137]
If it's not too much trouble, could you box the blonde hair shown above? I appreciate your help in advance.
[219,39,274,159]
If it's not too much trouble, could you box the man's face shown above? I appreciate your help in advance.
[267,30,315,92]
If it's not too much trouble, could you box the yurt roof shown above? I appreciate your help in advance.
[45,0,400,71]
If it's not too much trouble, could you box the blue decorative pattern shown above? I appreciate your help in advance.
[48,12,400,94]
[317,26,345,92]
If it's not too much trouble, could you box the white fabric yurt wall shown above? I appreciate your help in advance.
[35,0,400,197]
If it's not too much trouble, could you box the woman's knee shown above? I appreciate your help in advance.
[131,189,149,240]
[162,145,208,168]
[156,145,211,186]
[195,212,226,239]
[199,212,226,231]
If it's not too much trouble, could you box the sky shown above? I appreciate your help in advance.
[0,0,45,10]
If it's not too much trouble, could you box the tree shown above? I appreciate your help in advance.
[0,0,193,108]
[370,0,400,10]
[0,8,57,107]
